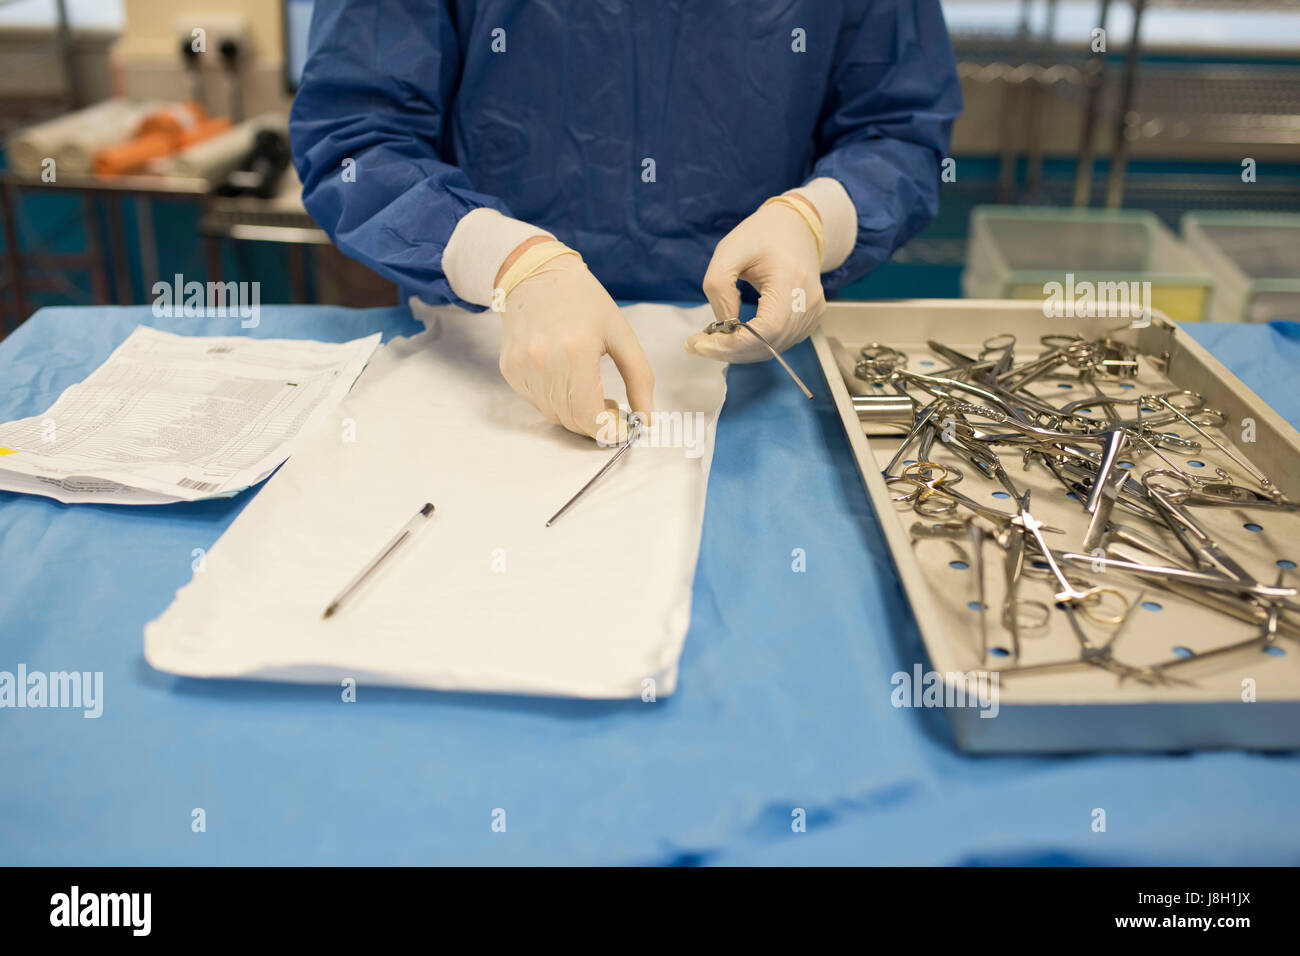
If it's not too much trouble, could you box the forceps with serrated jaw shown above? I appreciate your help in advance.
[1141,470,1260,583]
[885,461,1065,531]
[995,595,1171,685]
[908,515,993,660]
[996,519,1051,662]
[1057,551,1300,607]
[968,521,992,661]
[977,332,1017,385]
[1010,490,1129,625]
[924,340,990,379]
[1060,393,1212,431]
[1163,479,1299,512]
[1104,522,1187,568]
[882,401,944,476]
[702,318,813,399]
[855,357,1035,425]
[998,334,1104,392]
[1147,577,1287,683]
[946,402,1118,447]
[938,426,1024,499]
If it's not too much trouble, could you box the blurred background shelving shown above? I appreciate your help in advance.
[1,0,1298,325]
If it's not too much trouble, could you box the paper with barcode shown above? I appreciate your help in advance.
[0,325,380,504]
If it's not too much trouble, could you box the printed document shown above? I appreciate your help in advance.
[0,326,380,504]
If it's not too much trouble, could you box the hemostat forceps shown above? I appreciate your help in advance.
[885,461,1059,530]
[1141,470,1259,583]
[545,412,644,526]
[1010,491,1129,625]
[997,517,1050,662]
[995,597,1166,685]
[703,318,814,399]
[1058,552,1299,606]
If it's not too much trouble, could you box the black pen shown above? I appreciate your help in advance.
[322,502,435,619]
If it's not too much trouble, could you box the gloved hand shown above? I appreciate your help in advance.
[686,194,827,363]
[498,241,655,440]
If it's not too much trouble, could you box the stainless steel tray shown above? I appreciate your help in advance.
[813,299,1300,753]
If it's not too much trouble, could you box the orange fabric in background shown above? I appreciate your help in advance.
[92,103,232,176]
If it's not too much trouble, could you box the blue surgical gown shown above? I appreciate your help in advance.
[290,0,962,309]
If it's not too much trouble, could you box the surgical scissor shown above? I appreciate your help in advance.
[885,461,1050,529]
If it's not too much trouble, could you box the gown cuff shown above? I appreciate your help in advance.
[788,176,857,273]
[441,207,554,307]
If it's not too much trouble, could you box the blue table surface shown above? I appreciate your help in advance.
[2,305,1299,866]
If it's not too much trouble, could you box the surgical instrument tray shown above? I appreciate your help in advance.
[813,299,1300,753]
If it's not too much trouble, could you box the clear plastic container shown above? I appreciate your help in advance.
[1182,212,1300,323]
[963,206,1215,323]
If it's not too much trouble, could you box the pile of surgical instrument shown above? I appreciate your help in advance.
[852,332,1298,686]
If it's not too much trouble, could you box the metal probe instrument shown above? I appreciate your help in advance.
[703,318,814,399]
[545,412,644,526]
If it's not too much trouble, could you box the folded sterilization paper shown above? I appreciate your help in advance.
[145,303,728,698]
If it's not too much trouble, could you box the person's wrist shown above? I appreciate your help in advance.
[784,191,823,225]
[785,178,856,271]
[442,209,553,307]
[494,240,584,311]
[762,195,825,266]
[495,235,556,288]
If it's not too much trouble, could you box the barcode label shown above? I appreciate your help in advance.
[178,477,220,492]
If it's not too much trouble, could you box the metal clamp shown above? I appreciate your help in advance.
[703,318,814,400]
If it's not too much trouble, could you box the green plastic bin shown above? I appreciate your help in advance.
[1182,212,1300,324]
[963,206,1215,323]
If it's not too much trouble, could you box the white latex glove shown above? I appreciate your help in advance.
[499,252,655,440]
[686,196,827,363]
